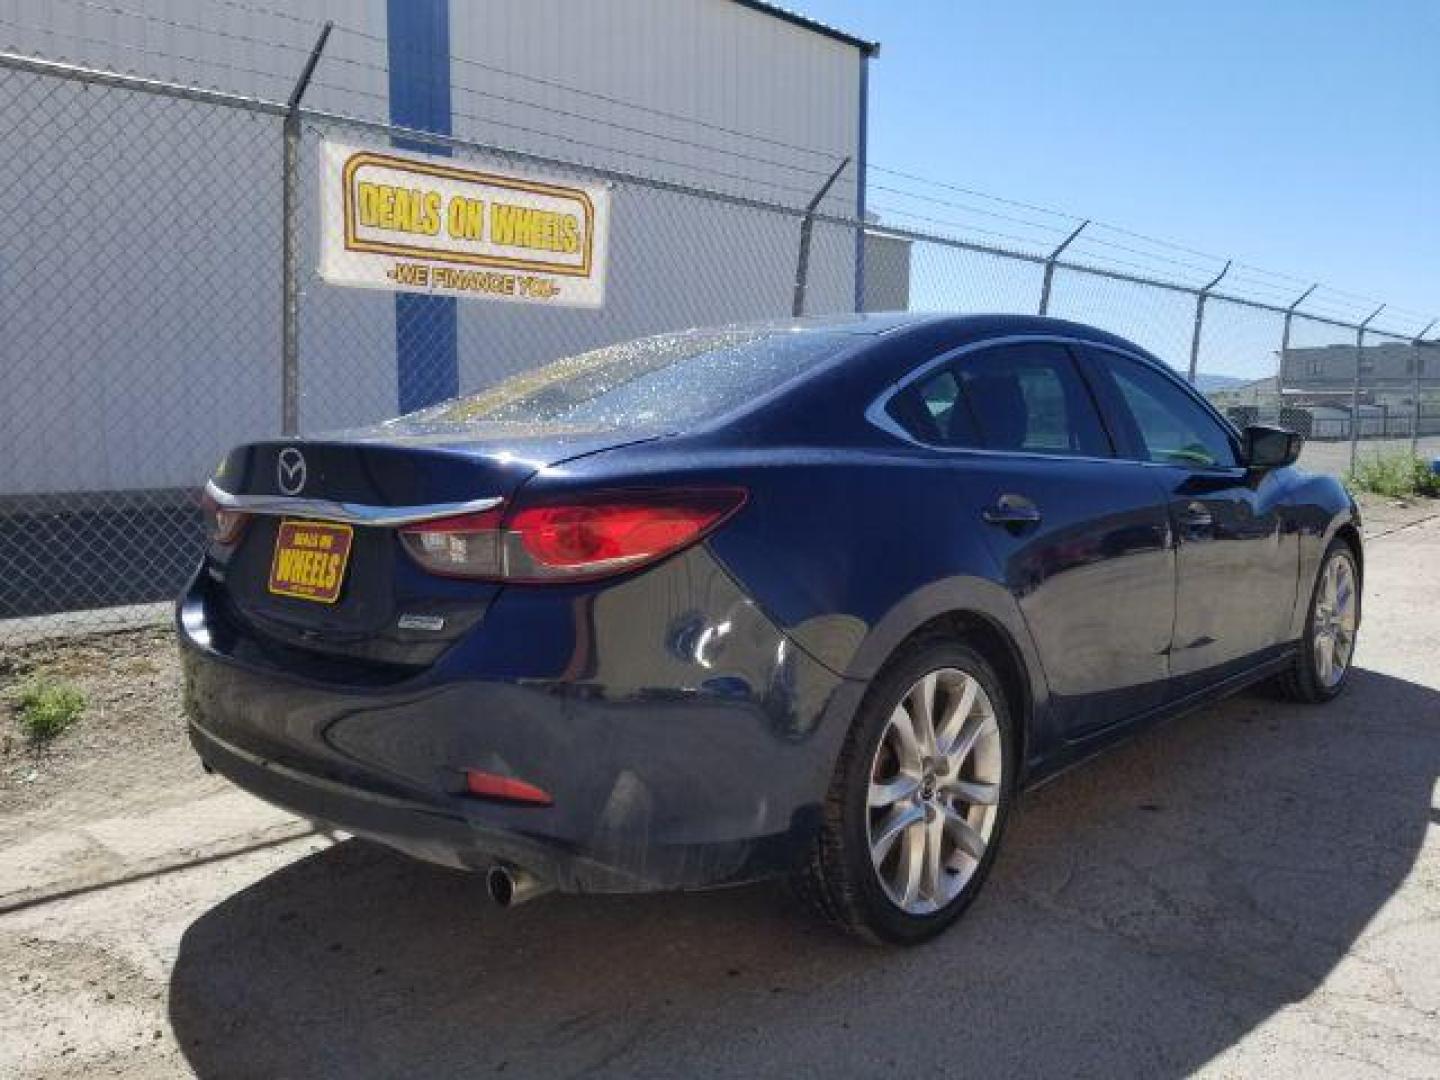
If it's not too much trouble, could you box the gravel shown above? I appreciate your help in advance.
[2,512,1438,1079]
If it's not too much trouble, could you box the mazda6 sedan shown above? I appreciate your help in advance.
[180,313,1361,943]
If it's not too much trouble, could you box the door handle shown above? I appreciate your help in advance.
[982,494,1042,527]
[1177,502,1214,528]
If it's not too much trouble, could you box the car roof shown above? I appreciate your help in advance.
[706,312,1156,356]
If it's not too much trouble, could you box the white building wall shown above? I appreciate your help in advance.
[0,0,867,493]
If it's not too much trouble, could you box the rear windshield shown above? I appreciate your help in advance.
[397,328,851,432]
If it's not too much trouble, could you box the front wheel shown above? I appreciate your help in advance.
[1275,538,1360,703]
[793,638,1015,944]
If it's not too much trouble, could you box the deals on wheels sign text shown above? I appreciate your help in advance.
[319,141,610,308]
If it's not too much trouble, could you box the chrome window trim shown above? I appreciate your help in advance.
[204,479,502,526]
[864,332,1241,468]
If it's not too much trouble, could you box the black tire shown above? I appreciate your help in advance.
[1273,538,1360,704]
[793,636,1016,944]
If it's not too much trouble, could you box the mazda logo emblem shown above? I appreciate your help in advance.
[277,447,307,495]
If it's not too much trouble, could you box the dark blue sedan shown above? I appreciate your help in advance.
[180,313,1361,943]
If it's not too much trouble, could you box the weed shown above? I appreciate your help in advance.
[14,679,86,746]
[1346,453,1440,500]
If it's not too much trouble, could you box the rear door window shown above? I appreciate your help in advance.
[886,342,1111,457]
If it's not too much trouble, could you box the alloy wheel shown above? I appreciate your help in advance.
[1313,551,1358,688]
[865,667,1004,915]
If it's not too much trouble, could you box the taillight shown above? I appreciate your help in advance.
[399,489,745,582]
[397,507,505,578]
[200,491,249,547]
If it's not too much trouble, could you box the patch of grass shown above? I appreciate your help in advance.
[14,679,86,746]
[1346,453,1440,500]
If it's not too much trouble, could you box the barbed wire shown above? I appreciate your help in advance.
[309,55,860,188]
[0,12,295,93]
[305,80,851,207]
[6,0,1433,325]
[325,24,858,165]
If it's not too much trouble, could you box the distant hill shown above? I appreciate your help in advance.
[1192,373,1250,392]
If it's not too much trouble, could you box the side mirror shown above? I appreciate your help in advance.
[1242,424,1302,469]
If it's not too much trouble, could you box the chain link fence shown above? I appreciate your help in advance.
[1,48,1436,641]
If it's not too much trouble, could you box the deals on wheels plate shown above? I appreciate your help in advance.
[319,140,611,309]
[268,520,354,604]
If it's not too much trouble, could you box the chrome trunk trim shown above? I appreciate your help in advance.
[204,479,501,527]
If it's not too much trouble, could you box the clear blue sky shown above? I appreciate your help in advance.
[804,0,1438,333]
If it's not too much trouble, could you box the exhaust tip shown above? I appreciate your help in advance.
[487,865,517,907]
[486,864,549,908]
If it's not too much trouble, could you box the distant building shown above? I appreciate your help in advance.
[1280,343,1439,409]
[861,227,912,312]
[1209,343,1440,440]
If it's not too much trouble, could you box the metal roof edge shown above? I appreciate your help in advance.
[727,0,881,55]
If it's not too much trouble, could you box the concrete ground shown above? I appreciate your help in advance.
[2,517,1438,1078]
[1298,434,1440,483]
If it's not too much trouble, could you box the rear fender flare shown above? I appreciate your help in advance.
[813,575,1052,782]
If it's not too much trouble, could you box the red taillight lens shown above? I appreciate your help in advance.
[464,769,553,806]
[200,491,249,547]
[506,491,745,580]
[398,489,745,582]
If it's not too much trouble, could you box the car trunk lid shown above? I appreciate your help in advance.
[206,426,655,670]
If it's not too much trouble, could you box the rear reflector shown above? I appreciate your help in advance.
[464,769,553,806]
[400,489,745,582]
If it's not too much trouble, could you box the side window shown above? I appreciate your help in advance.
[886,342,1110,457]
[1103,355,1238,468]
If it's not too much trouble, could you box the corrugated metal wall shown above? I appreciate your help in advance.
[0,0,865,494]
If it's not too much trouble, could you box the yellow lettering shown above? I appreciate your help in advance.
[490,204,582,253]
[358,182,381,227]
[361,185,449,236]
[374,185,396,229]
[447,195,484,240]
[422,190,443,236]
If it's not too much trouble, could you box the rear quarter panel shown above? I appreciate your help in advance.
[527,443,1053,771]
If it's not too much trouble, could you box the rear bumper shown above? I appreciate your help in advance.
[178,548,856,893]
[188,716,638,891]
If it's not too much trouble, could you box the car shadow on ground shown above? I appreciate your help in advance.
[169,668,1439,1078]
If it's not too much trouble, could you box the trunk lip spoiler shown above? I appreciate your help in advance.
[204,479,502,527]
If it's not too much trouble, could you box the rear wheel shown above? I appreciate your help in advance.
[794,638,1015,944]
[1274,538,1359,703]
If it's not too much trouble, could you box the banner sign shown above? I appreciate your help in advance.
[319,141,610,308]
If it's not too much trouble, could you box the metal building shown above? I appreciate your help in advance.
[1,0,877,495]
[0,0,879,618]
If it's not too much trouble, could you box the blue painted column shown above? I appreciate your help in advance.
[852,51,870,313]
[387,0,458,412]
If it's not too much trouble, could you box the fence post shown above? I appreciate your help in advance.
[1186,260,1231,384]
[1350,304,1385,474]
[1412,320,1438,455]
[1037,220,1088,316]
[792,157,850,318]
[1277,283,1317,418]
[279,21,332,437]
